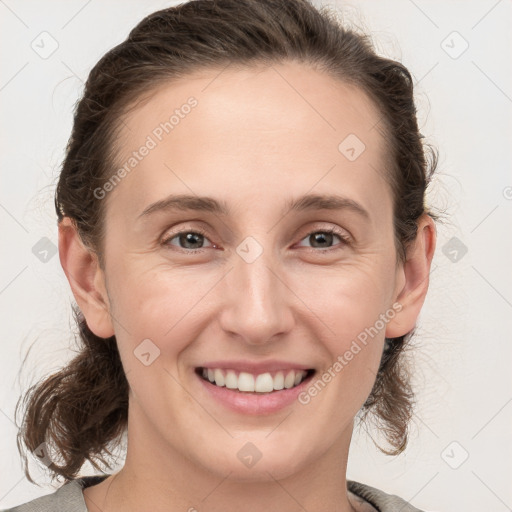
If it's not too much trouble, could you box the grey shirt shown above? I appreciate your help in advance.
[1,475,424,512]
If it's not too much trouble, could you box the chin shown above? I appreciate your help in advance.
[215,457,307,483]
[192,436,314,483]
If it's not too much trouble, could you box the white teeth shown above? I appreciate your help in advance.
[214,368,225,387]
[201,368,309,393]
[255,373,274,393]
[238,372,255,392]
[284,370,295,389]
[225,370,238,389]
[273,371,284,390]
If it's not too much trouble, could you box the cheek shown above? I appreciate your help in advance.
[106,263,217,366]
[297,261,393,398]
[300,259,394,342]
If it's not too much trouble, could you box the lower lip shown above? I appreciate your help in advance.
[196,370,315,415]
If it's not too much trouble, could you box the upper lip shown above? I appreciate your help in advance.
[197,360,314,374]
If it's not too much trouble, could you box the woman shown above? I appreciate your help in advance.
[5,0,438,510]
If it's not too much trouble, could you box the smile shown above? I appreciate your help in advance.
[197,367,315,394]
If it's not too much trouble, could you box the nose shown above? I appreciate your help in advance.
[218,241,295,346]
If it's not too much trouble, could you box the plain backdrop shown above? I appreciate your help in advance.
[1,1,511,511]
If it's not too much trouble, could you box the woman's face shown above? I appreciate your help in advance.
[96,61,407,480]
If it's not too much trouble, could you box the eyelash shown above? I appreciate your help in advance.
[161,226,351,255]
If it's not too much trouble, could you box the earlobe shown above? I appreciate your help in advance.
[58,217,115,339]
[385,214,437,339]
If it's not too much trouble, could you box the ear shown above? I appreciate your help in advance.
[58,217,115,338]
[385,213,437,338]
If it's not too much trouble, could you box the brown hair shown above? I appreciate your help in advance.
[16,0,440,483]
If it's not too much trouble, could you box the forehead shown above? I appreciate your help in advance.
[119,61,384,144]
[107,61,392,222]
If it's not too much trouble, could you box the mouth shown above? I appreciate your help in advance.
[195,367,316,394]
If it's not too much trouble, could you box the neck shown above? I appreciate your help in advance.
[85,403,357,512]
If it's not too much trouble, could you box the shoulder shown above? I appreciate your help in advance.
[3,476,427,512]
[348,479,426,512]
[0,476,107,512]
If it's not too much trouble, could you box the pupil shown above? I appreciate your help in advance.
[312,232,332,247]
[181,232,203,248]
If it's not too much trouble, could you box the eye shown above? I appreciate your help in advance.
[296,228,350,252]
[161,228,215,252]
[161,226,350,254]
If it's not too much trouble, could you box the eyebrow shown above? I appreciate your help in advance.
[137,193,370,221]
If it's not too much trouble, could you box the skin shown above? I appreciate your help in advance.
[59,61,436,512]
